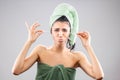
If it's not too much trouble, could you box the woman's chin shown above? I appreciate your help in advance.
[57,41,65,45]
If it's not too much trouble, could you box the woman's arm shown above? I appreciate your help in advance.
[12,41,38,75]
[77,31,104,79]
[12,22,43,75]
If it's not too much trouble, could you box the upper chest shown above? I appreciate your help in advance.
[38,50,79,68]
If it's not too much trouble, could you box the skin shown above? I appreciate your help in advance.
[12,21,104,80]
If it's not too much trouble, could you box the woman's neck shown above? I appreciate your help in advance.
[51,44,68,54]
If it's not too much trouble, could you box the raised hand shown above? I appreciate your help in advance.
[25,22,43,43]
[77,31,91,47]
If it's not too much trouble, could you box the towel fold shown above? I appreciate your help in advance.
[35,63,76,80]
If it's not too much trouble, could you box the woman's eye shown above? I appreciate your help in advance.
[54,29,59,32]
[62,29,67,32]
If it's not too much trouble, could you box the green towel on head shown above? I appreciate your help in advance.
[50,3,79,46]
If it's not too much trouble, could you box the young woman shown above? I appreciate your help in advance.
[12,3,104,80]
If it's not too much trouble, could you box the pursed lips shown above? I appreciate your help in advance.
[58,38,64,42]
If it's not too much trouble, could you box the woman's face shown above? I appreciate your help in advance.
[51,21,70,45]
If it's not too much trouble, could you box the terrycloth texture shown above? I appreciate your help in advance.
[35,63,76,80]
[50,3,79,46]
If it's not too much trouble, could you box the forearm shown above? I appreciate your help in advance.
[85,45,104,79]
[12,40,33,74]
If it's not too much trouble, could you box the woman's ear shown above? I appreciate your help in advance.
[50,27,52,34]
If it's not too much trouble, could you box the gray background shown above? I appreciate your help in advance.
[0,0,120,80]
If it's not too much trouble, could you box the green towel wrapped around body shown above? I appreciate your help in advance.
[35,62,76,80]
[50,3,79,47]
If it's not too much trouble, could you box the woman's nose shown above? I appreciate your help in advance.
[58,31,63,36]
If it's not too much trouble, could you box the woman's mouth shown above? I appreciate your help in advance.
[58,39,63,42]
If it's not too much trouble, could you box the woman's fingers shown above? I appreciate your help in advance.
[77,31,89,38]
[25,21,30,31]
[35,30,44,35]
[36,30,44,38]
[31,22,40,30]
[25,21,44,43]
[77,31,90,41]
[77,31,91,47]
[25,21,40,31]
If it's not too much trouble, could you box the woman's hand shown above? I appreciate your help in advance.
[25,22,43,43]
[77,31,91,47]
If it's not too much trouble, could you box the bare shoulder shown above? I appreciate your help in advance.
[33,44,47,53]
[71,50,86,60]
